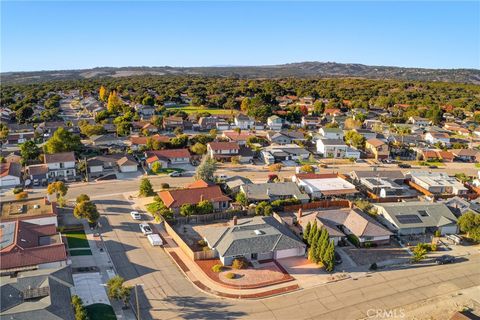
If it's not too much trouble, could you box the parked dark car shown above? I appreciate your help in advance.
[398,163,411,168]
[334,252,343,265]
[435,255,455,265]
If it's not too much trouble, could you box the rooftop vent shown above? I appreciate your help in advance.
[33,205,40,209]
[254,230,264,235]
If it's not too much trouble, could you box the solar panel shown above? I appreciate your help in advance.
[396,214,422,224]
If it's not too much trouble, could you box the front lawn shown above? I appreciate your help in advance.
[86,303,117,320]
[69,249,93,256]
[149,168,185,175]
[65,231,89,249]
[417,161,444,167]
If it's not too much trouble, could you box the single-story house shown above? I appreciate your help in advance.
[297,208,392,246]
[238,182,310,203]
[145,149,191,168]
[409,171,468,196]
[374,201,458,235]
[261,144,310,164]
[292,173,358,200]
[203,216,306,265]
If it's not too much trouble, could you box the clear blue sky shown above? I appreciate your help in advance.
[1,1,479,72]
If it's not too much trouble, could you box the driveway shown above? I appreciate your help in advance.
[72,273,110,306]
[276,256,329,289]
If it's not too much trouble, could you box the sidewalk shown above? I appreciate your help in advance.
[83,222,137,320]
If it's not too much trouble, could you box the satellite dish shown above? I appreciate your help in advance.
[24,179,31,186]
[380,188,386,198]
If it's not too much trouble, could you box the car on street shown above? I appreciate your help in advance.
[398,163,411,168]
[169,171,182,177]
[428,165,438,169]
[130,211,141,220]
[147,234,163,246]
[435,255,455,265]
[139,223,153,235]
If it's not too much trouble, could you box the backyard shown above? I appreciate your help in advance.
[64,230,92,256]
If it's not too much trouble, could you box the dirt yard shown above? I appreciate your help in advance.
[342,243,411,266]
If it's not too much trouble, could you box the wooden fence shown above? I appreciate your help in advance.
[170,209,249,225]
[164,221,217,260]
[283,199,351,212]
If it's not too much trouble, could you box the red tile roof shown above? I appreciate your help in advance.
[146,149,191,163]
[0,221,66,270]
[208,142,240,151]
[324,108,341,115]
[0,162,21,178]
[158,185,230,208]
[367,138,386,147]
[187,179,213,188]
[222,131,252,141]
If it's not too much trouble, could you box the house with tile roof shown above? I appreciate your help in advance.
[207,141,240,162]
[129,134,170,151]
[157,181,231,213]
[203,216,306,265]
[365,138,389,160]
[0,220,67,272]
[239,182,310,203]
[145,148,191,168]
[221,131,253,146]
[374,201,458,235]
[0,266,74,319]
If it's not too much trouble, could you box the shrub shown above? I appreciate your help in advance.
[434,230,441,237]
[12,187,23,194]
[232,258,248,270]
[160,183,170,189]
[369,263,378,270]
[15,191,28,200]
[76,194,90,203]
[211,264,223,273]
[346,234,360,247]
[225,272,236,279]
[198,239,207,247]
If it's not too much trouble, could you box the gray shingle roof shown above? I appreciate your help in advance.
[203,216,305,257]
[240,182,310,201]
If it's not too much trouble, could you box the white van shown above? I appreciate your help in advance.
[147,234,163,246]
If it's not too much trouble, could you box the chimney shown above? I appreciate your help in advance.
[297,208,303,218]
[232,216,238,226]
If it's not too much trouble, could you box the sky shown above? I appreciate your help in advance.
[1,1,479,72]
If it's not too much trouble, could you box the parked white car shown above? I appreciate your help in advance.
[130,211,141,220]
[139,223,153,235]
[147,234,163,246]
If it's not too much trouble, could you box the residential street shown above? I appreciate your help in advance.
[96,194,480,320]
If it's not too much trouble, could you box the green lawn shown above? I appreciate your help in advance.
[65,231,90,249]
[69,249,92,256]
[475,163,480,168]
[86,304,117,320]
[149,167,185,175]
[166,105,233,115]
[417,161,444,167]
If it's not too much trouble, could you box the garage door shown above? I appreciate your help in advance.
[275,247,303,259]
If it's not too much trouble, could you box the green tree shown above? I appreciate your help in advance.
[142,95,155,106]
[139,178,155,197]
[106,276,132,309]
[411,243,427,262]
[300,164,315,173]
[74,200,100,226]
[16,106,34,123]
[20,140,40,164]
[308,222,318,246]
[315,228,329,263]
[197,200,214,215]
[71,295,88,320]
[309,230,321,263]
[458,211,480,241]
[255,201,273,216]
[44,127,82,154]
[194,156,217,183]
[303,221,311,243]
[151,161,162,174]
[344,130,366,149]
[0,123,9,141]
[235,192,248,206]
[190,142,207,155]
[180,203,197,216]
[323,240,335,272]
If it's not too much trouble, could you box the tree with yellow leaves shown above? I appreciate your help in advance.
[107,91,122,113]
[99,86,107,102]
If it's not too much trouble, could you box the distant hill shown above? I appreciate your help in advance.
[2,62,480,84]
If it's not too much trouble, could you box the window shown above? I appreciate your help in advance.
[418,210,429,217]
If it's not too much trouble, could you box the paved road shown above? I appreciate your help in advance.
[97,194,480,320]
